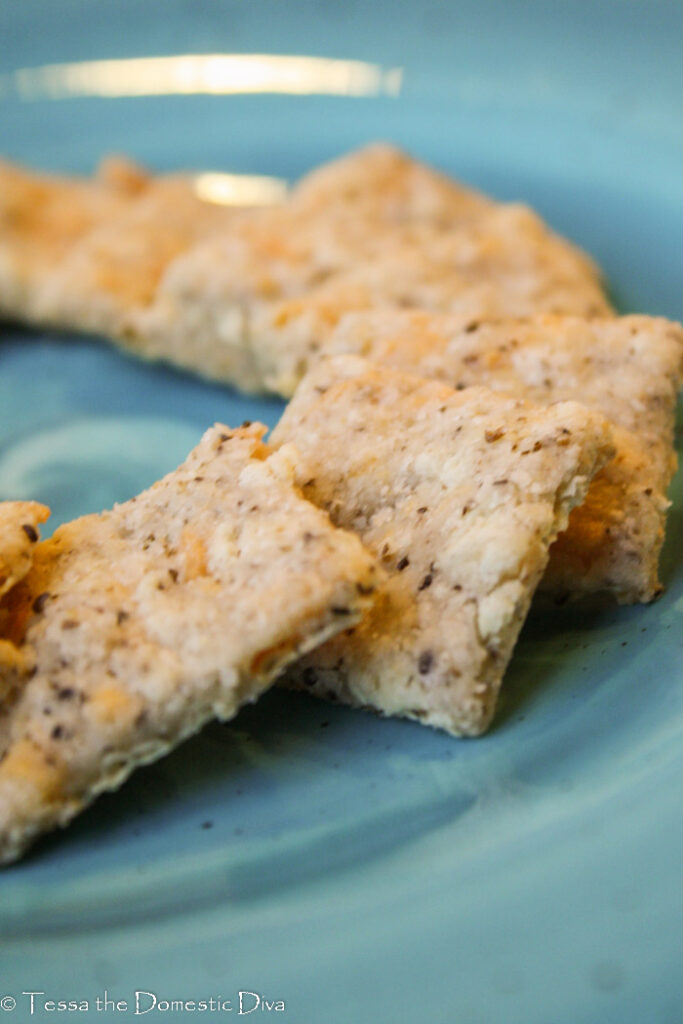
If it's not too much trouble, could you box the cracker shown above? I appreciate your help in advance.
[0,156,235,336]
[0,424,381,864]
[0,145,611,394]
[327,310,683,602]
[0,501,50,598]
[144,145,611,394]
[0,157,151,320]
[271,356,614,736]
[0,502,51,694]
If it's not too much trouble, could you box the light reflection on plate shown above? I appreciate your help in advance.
[1,53,404,101]
[194,171,288,206]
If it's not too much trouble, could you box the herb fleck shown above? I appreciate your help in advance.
[32,592,50,614]
[418,651,434,674]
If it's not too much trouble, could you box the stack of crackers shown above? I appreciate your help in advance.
[0,144,680,863]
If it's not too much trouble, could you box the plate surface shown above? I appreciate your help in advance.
[1,3,682,1023]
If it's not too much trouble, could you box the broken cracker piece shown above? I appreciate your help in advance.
[0,424,381,864]
[327,310,683,602]
[271,356,614,736]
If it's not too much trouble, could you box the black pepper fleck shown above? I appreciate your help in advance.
[32,592,50,614]
[21,523,38,543]
[418,651,434,674]
[397,556,410,571]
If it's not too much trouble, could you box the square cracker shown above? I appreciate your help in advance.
[0,424,381,865]
[143,144,611,394]
[327,311,683,602]
[271,356,614,736]
[0,145,611,394]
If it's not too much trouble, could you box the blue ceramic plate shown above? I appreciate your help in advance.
[1,3,681,1023]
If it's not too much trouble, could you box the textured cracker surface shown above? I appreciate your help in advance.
[0,425,381,865]
[0,156,145,318]
[0,502,51,698]
[0,501,50,598]
[0,145,611,393]
[328,311,683,603]
[271,356,614,736]
[0,156,235,336]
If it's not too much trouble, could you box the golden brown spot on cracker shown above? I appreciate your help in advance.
[484,350,503,369]
[0,638,28,673]
[485,428,505,443]
[88,684,143,727]
[180,528,208,580]
[97,156,151,195]
[273,300,306,327]
[0,739,66,801]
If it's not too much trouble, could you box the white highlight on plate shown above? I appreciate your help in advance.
[4,53,404,101]
[194,172,288,206]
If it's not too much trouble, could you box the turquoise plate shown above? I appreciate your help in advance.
[1,3,681,1022]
